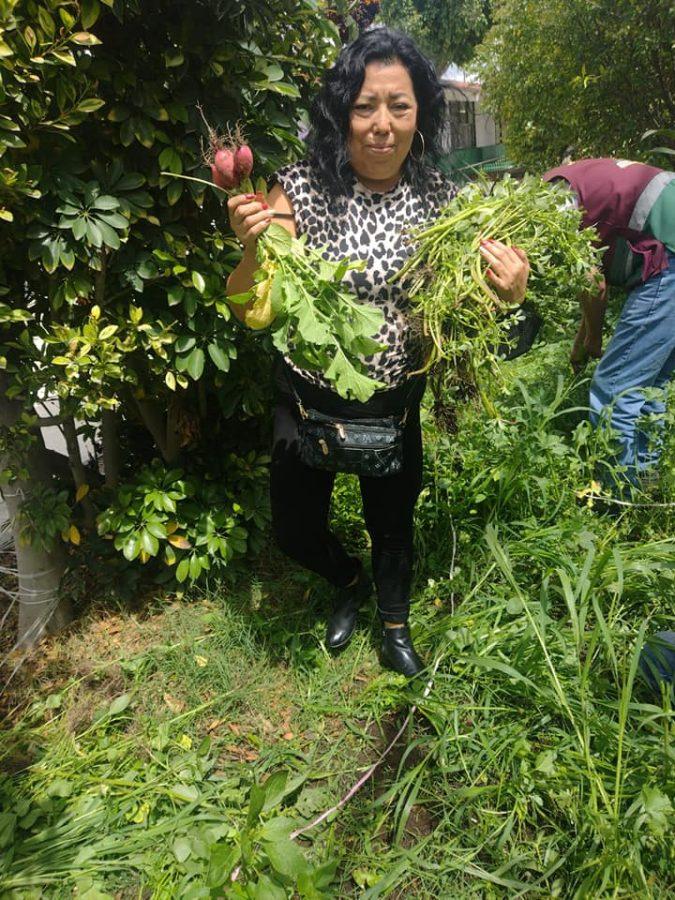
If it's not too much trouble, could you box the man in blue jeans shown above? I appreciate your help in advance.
[543,159,675,489]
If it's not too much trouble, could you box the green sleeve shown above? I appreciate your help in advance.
[644,178,675,254]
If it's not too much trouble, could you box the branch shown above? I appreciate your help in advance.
[133,395,169,461]
[165,398,181,464]
[62,415,96,527]
[95,248,108,307]
[29,414,68,429]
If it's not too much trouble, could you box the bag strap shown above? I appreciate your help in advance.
[398,372,422,425]
[282,362,308,419]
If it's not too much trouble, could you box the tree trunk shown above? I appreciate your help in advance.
[101,408,121,488]
[2,484,70,649]
[0,378,70,647]
[165,398,181,463]
[198,381,207,420]
[134,395,181,464]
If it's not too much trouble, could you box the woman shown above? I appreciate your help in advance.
[226,27,528,676]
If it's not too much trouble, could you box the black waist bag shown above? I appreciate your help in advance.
[298,406,407,477]
[284,367,411,478]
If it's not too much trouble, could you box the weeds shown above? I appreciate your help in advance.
[1,339,673,897]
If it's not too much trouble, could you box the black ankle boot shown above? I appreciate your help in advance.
[326,567,373,650]
[380,625,425,677]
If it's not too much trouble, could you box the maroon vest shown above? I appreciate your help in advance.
[543,158,670,284]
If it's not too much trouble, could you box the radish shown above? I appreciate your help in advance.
[197,109,255,193]
[213,148,237,189]
[234,144,253,180]
[210,163,229,190]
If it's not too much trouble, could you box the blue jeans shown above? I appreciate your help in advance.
[590,251,675,484]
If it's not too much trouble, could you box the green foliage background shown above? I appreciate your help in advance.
[379,0,492,68]
[0,0,338,589]
[475,0,675,169]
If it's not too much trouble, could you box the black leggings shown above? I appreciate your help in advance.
[270,379,424,624]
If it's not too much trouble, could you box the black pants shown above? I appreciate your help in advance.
[270,368,425,624]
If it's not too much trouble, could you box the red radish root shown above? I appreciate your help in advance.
[234,144,253,179]
[198,106,254,191]
[210,163,229,190]
[213,149,237,188]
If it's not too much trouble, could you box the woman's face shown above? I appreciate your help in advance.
[347,60,419,184]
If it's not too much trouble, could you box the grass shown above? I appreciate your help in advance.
[0,339,673,898]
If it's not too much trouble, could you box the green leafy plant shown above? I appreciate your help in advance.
[168,142,388,402]
[393,175,602,406]
[231,223,387,403]
[17,483,72,552]
[642,127,675,168]
[97,453,270,585]
[380,0,492,67]
[476,0,675,168]
[0,0,341,644]
[0,712,338,897]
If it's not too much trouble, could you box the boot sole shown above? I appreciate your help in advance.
[327,637,352,651]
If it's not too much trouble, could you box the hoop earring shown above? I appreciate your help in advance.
[410,129,426,163]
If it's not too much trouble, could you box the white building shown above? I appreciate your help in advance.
[439,65,506,179]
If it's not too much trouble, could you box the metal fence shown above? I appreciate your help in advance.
[439,143,517,184]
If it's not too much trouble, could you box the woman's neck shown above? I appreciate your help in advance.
[353,169,402,193]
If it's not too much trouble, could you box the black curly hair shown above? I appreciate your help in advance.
[307,27,447,197]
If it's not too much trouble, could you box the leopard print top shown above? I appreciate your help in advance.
[274,159,457,388]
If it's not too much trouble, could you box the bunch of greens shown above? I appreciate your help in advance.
[393,175,603,383]
[230,223,387,403]
[162,160,386,403]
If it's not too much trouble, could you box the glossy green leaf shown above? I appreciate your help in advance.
[140,530,159,556]
[207,343,229,372]
[122,535,141,560]
[176,558,190,583]
[188,554,202,581]
[96,211,128,230]
[166,179,183,205]
[37,6,56,37]
[159,147,182,174]
[185,347,205,381]
[107,105,131,122]
[81,0,101,29]
[96,219,121,249]
[263,81,300,98]
[71,217,87,240]
[191,271,206,294]
[175,336,196,353]
[77,98,105,114]
[98,324,118,340]
[92,195,120,211]
[51,49,76,67]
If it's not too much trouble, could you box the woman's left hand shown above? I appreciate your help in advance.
[479,239,530,305]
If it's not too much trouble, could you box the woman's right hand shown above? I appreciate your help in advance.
[227,192,274,251]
